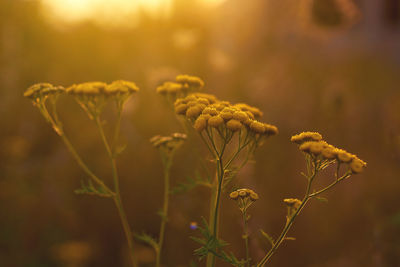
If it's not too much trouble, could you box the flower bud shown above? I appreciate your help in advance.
[226,119,242,132]
[250,121,265,134]
[194,116,207,132]
[208,115,224,128]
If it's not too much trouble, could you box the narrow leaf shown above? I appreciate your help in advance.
[315,196,328,203]
[260,229,275,246]
[134,232,158,250]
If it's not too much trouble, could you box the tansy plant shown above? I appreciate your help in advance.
[158,75,278,267]
[255,132,366,267]
[25,81,140,267]
[157,76,366,267]
[25,75,366,267]
[136,133,187,267]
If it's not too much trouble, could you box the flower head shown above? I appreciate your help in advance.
[105,80,139,96]
[156,75,204,102]
[24,83,64,101]
[24,83,65,134]
[284,198,302,217]
[293,131,366,175]
[66,80,139,119]
[156,82,183,95]
[230,188,259,212]
[150,132,187,157]
[350,157,367,174]
[234,103,263,118]
[291,131,323,144]
[66,82,107,95]
[173,91,278,160]
[226,119,242,132]
[176,74,204,90]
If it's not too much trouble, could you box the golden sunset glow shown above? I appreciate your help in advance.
[40,0,227,27]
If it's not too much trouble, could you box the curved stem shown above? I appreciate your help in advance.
[42,103,113,195]
[95,115,138,267]
[156,159,172,267]
[257,164,317,267]
[59,134,114,195]
[309,173,350,198]
[257,197,310,267]
[224,139,251,170]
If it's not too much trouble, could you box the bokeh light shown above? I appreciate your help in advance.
[1,0,400,266]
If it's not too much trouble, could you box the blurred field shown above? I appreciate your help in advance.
[1,0,400,266]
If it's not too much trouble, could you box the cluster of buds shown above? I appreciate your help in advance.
[24,83,66,134]
[156,75,204,99]
[229,188,259,212]
[291,132,366,174]
[66,80,138,97]
[283,198,302,218]
[174,91,278,144]
[66,80,139,119]
[150,133,187,156]
[24,83,65,104]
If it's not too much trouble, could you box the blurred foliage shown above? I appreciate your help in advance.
[1,0,400,266]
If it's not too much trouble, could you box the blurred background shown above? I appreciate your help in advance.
[1,0,400,266]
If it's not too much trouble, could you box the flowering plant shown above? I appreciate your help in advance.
[25,75,366,267]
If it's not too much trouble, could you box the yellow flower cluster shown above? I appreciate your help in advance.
[150,133,187,154]
[291,132,367,174]
[176,74,205,89]
[290,131,322,144]
[229,188,259,212]
[24,83,64,100]
[229,188,259,201]
[66,80,139,96]
[64,80,139,118]
[174,93,278,137]
[283,198,302,217]
[156,75,204,96]
[283,198,301,209]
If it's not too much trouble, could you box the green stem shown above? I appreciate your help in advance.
[212,157,224,237]
[112,105,123,152]
[43,102,112,195]
[40,99,135,266]
[113,195,138,267]
[309,173,350,198]
[257,197,310,267]
[207,175,218,266]
[257,164,318,267]
[156,159,172,267]
[207,155,225,267]
[95,115,138,267]
[59,134,114,195]
[224,140,251,170]
[243,209,250,267]
[206,128,219,156]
